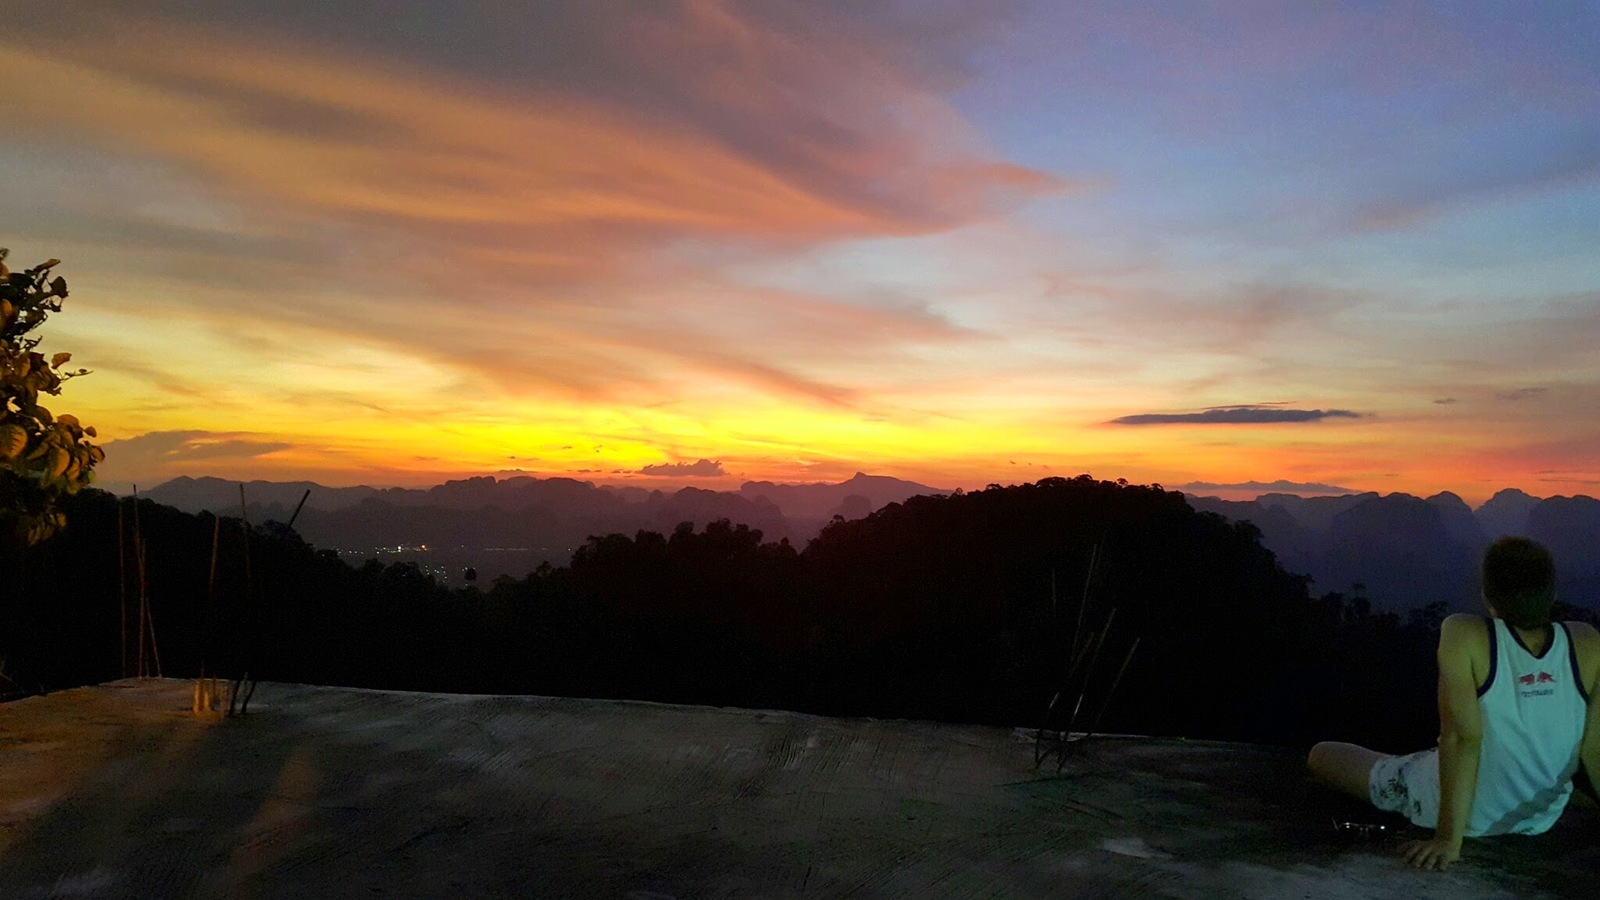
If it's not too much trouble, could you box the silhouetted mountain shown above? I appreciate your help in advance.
[1318,493,1476,609]
[1427,491,1488,550]
[139,475,1600,610]
[147,474,648,518]
[739,472,947,539]
[281,482,791,575]
[739,471,947,518]
[144,476,383,513]
[142,472,945,580]
[1527,495,1600,559]
[638,487,789,542]
[829,494,874,520]
[1527,496,1600,600]
[1254,492,1377,532]
[599,485,655,504]
[1185,487,1597,613]
[1185,496,1316,574]
[1478,488,1541,538]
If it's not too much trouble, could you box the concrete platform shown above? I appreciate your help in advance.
[1,680,1595,898]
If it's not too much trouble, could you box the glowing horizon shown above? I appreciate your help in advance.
[2,2,1596,507]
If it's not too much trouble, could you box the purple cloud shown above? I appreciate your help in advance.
[1109,407,1362,425]
[639,459,726,477]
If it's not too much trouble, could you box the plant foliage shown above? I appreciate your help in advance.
[0,249,103,545]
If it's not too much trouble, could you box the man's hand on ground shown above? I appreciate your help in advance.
[1400,837,1462,871]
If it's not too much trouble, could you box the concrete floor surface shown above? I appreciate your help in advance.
[1,680,1595,898]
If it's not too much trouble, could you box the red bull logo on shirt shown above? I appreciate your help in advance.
[1517,671,1557,697]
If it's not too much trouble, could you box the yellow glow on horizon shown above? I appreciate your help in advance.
[5,12,1595,506]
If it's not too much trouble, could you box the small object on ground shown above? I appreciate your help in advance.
[1331,818,1390,843]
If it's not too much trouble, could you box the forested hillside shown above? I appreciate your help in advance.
[12,476,1586,751]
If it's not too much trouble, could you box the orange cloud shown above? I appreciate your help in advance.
[0,7,1061,408]
[0,5,1077,491]
[1,9,1059,263]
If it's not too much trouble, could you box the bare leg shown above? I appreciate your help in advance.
[1308,741,1387,803]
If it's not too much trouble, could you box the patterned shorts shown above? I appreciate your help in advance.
[1368,748,1439,828]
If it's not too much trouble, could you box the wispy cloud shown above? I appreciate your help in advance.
[1352,139,1600,232]
[95,430,294,489]
[1035,277,1372,358]
[0,5,1059,407]
[1109,407,1362,426]
[100,430,293,461]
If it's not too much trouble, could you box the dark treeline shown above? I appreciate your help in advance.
[8,476,1590,749]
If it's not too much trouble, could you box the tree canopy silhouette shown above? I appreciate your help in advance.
[6,476,1454,750]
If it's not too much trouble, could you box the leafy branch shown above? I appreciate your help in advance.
[1,248,104,545]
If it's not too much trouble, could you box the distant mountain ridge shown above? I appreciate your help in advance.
[140,475,1596,609]
[142,472,949,580]
[740,472,950,525]
[1185,488,1600,612]
[1477,488,1542,538]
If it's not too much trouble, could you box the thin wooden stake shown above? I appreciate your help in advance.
[133,486,145,678]
[231,483,256,715]
[1084,637,1141,742]
[139,538,149,678]
[117,500,127,678]
[1065,608,1117,737]
[141,532,162,679]
[130,487,162,679]
[287,488,310,529]
[1071,543,1098,661]
[204,514,220,679]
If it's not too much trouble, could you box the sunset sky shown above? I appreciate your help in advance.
[3,1,1597,504]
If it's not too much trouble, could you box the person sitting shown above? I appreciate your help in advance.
[1307,536,1600,870]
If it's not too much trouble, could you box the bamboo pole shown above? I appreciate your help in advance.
[130,487,162,679]
[1071,543,1098,661]
[133,487,145,678]
[194,513,221,713]
[239,518,257,714]
[142,529,162,679]
[231,483,255,715]
[287,488,310,529]
[117,500,127,678]
[1084,637,1141,742]
[205,514,219,673]
[139,538,149,678]
[1065,608,1117,736]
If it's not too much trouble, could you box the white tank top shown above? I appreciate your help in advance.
[1469,618,1589,836]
